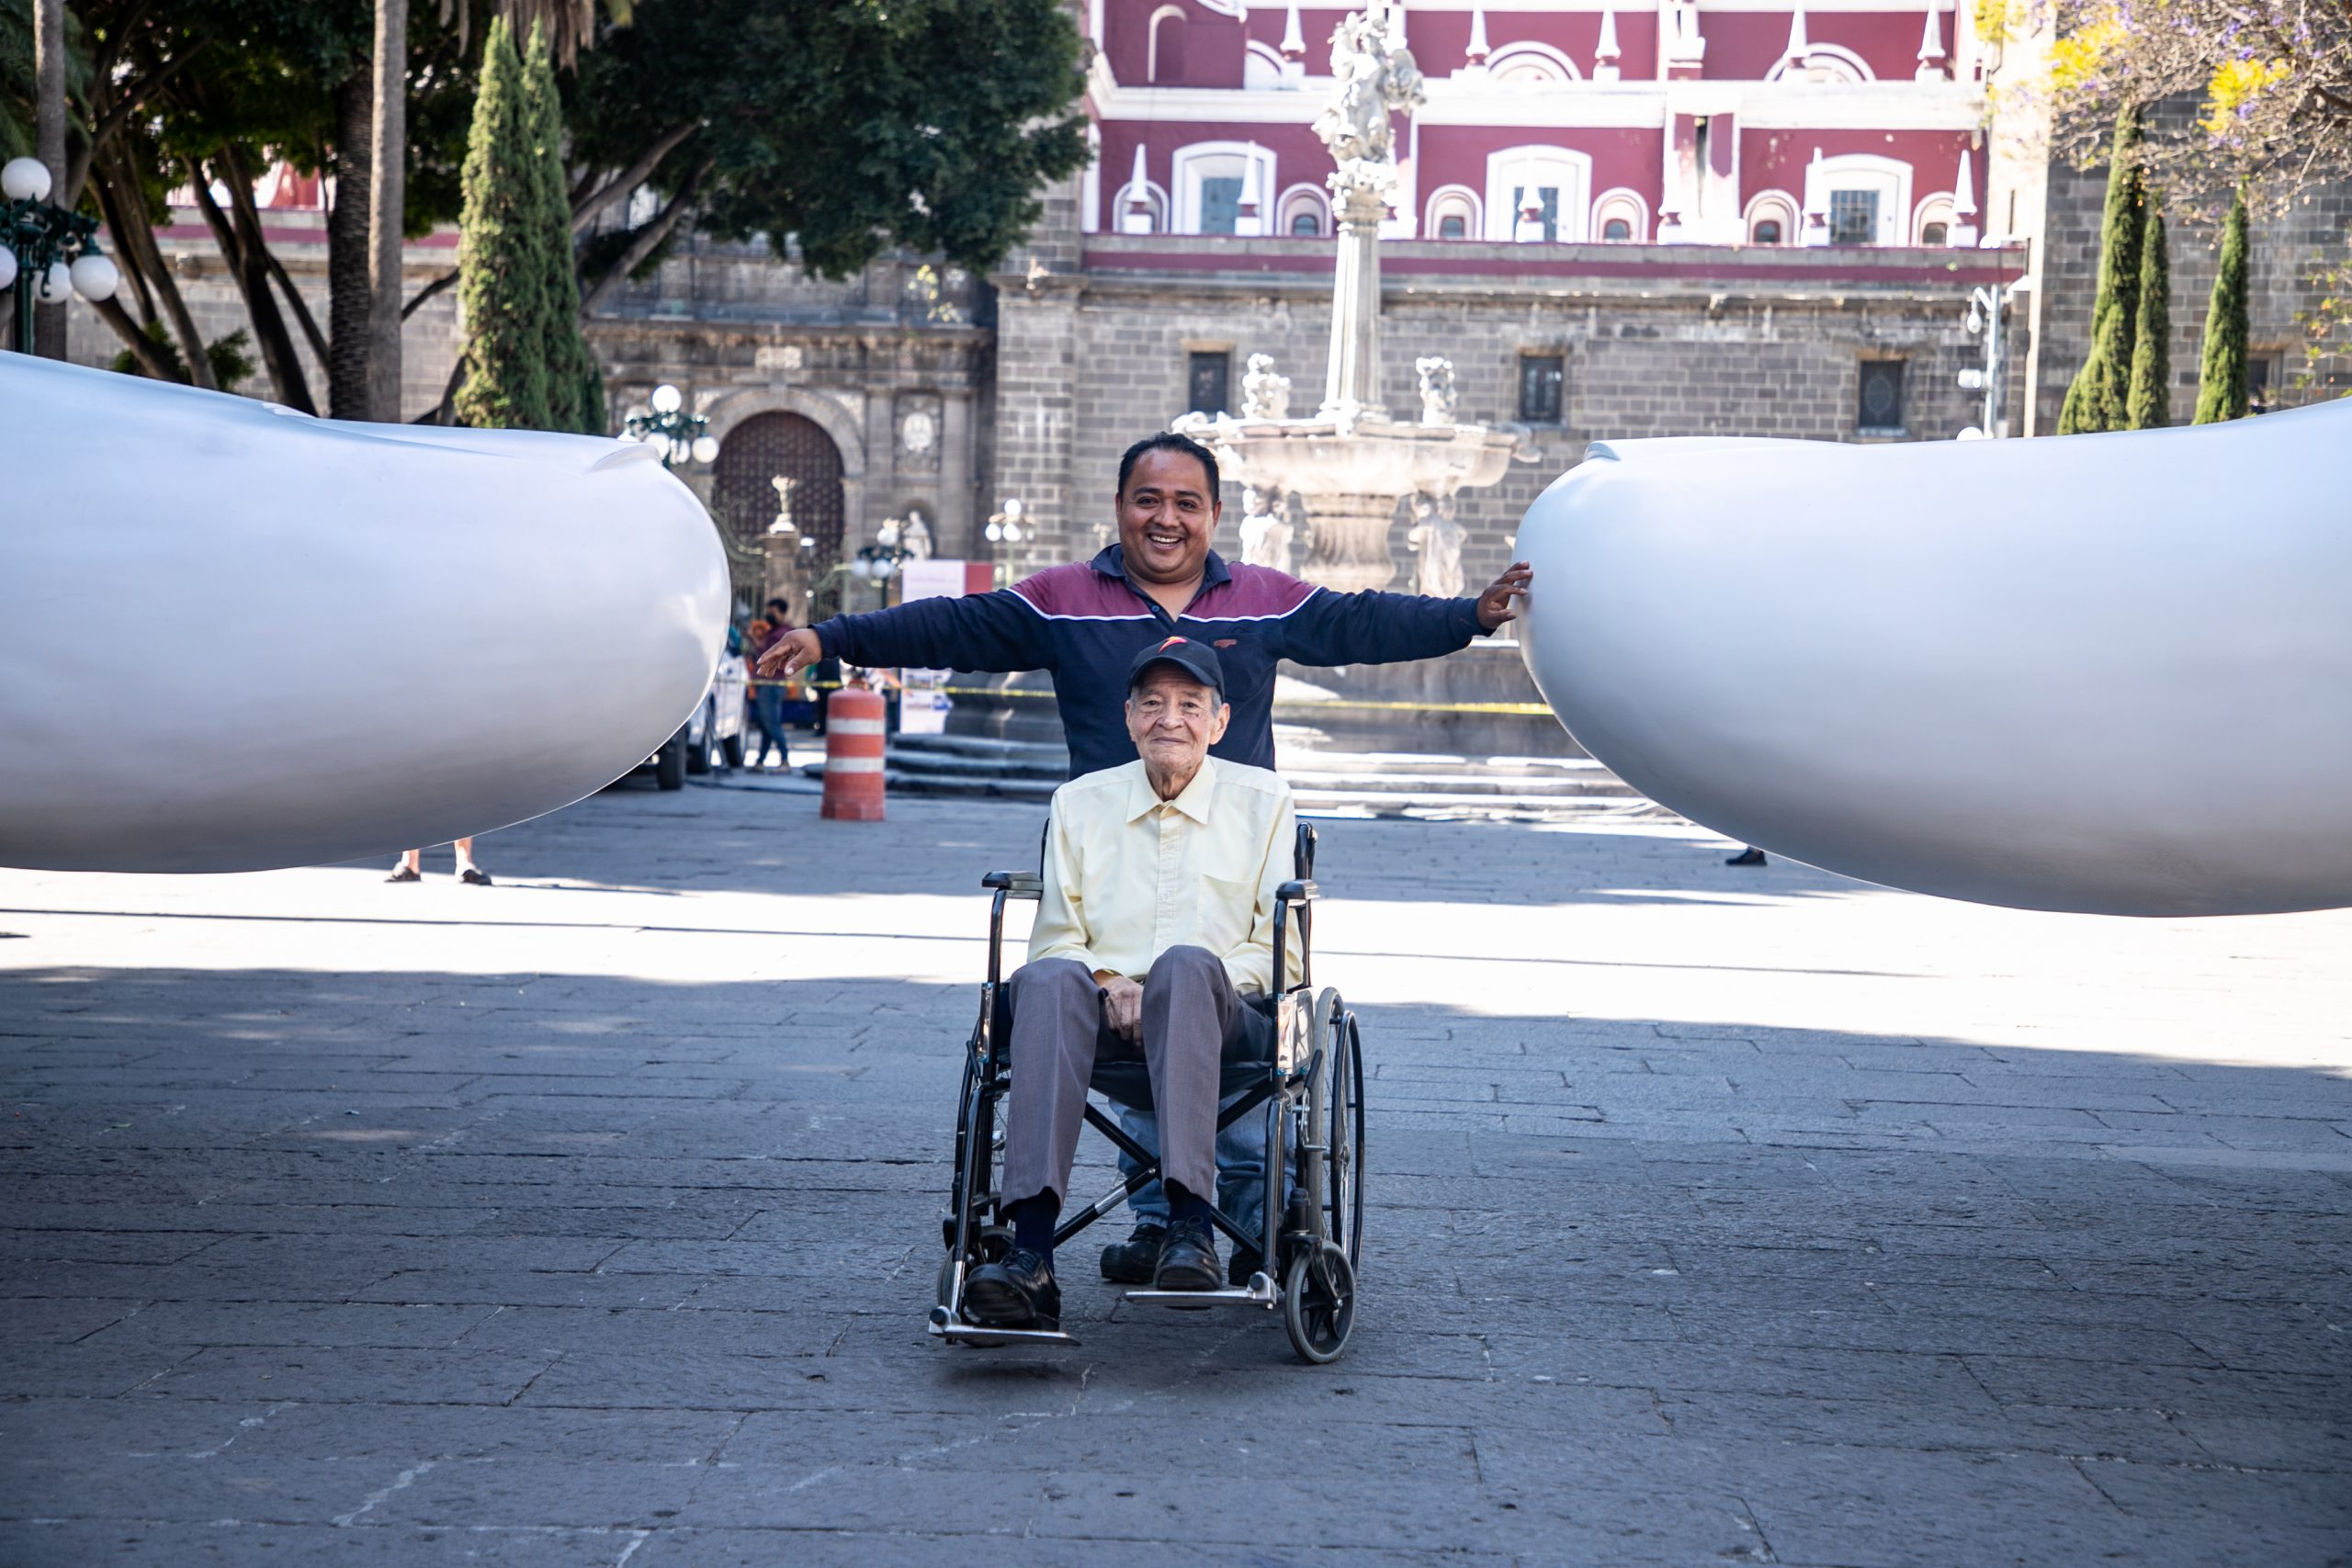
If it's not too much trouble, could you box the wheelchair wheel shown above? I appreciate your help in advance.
[1283,1240,1356,1364]
[1305,991,1365,1271]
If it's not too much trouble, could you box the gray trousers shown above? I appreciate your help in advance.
[1002,945,1272,1211]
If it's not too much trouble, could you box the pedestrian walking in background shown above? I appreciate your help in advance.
[747,609,794,771]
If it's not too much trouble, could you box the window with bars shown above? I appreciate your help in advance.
[1519,355,1566,423]
[1829,189,1880,244]
[1188,351,1231,415]
[1857,359,1905,434]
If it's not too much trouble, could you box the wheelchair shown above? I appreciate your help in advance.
[929,824,1367,1363]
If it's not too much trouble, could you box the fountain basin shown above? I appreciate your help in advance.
[1178,412,1520,591]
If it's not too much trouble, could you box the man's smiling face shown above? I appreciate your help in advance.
[1115,447,1220,587]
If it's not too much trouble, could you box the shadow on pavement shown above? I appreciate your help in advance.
[2,960,2346,1565]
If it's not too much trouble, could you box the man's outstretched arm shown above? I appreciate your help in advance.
[755,589,1049,681]
[1279,562,1533,667]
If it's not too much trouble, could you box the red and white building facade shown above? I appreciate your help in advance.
[1082,0,1990,251]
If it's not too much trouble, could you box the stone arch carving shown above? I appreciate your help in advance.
[702,385,868,577]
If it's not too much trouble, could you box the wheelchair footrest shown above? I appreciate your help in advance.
[928,1306,1080,1348]
[1124,1273,1280,1310]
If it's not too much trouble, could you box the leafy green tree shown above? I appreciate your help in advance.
[2124,192,2171,429]
[2193,193,2252,423]
[2058,112,2144,434]
[454,16,551,429]
[520,20,601,432]
[563,0,1088,310]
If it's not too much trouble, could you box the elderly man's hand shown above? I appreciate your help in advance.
[1099,975,1145,1042]
[1476,561,1533,631]
[754,627,822,681]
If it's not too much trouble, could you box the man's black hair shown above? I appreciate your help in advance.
[1115,432,1220,503]
[763,597,791,615]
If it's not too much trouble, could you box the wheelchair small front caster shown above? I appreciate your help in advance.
[1283,1240,1355,1364]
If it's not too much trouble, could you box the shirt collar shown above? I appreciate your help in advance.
[1091,543,1232,596]
[1125,755,1219,824]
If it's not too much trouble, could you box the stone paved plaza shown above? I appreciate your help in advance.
[2,778,2347,1566]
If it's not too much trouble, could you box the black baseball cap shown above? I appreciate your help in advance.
[1125,634,1227,700]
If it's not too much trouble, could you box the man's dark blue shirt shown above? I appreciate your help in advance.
[813,546,1488,778]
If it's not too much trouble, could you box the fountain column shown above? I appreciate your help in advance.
[1320,178,1390,426]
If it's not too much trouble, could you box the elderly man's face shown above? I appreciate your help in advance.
[1125,666,1229,790]
[1116,448,1220,587]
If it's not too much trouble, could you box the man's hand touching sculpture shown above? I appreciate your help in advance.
[1476,561,1532,631]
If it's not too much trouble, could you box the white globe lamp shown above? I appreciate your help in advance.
[39,259,71,301]
[690,434,719,465]
[70,254,119,303]
[650,383,684,414]
[1,156,51,202]
[0,245,17,293]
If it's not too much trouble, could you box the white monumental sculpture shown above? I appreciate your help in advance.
[0,355,729,874]
[1512,404,2352,917]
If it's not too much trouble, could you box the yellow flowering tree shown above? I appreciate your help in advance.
[2037,0,2347,208]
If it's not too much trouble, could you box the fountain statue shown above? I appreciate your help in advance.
[1238,485,1296,573]
[1405,491,1465,598]
[1173,0,1524,592]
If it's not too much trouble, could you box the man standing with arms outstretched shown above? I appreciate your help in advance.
[757,431,1531,1278]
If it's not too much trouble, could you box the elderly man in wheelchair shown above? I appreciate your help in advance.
[933,636,1365,1361]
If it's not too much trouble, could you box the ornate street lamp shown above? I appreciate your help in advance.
[2,157,119,355]
[620,382,719,468]
[850,516,917,601]
[983,496,1027,587]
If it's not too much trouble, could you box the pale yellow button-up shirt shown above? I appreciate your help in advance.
[1028,756,1300,997]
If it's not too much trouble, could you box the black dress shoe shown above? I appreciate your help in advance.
[1153,1218,1220,1293]
[963,1248,1060,1330]
[1725,847,1768,866]
[1100,1222,1167,1285]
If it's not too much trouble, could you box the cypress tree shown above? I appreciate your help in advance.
[2057,111,2144,434]
[2193,193,2251,423]
[2124,193,2171,429]
[455,17,553,431]
[521,22,602,434]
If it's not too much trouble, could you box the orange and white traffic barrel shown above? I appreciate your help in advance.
[820,687,888,821]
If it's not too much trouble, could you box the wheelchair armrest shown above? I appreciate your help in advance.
[1275,879,1317,904]
[981,871,1044,899]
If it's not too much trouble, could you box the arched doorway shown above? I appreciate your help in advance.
[711,412,845,615]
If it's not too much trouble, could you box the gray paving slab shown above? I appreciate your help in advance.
[3,783,2348,1565]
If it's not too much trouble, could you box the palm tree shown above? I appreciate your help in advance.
[366,0,410,421]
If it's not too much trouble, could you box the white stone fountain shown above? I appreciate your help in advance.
[1173,0,1523,592]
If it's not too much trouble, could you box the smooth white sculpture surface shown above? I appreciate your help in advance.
[0,355,729,874]
[1515,404,2352,917]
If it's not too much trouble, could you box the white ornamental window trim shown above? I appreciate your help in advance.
[1274,182,1332,237]
[1804,152,1912,246]
[1483,39,1583,86]
[1910,190,1959,244]
[1742,188,1801,244]
[1423,183,1483,239]
[1171,140,1280,236]
[1764,42,1875,83]
[1484,145,1595,243]
[1244,39,1289,88]
[1113,176,1172,234]
[1589,186,1651,243]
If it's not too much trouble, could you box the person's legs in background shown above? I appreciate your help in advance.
[454,838,490,886]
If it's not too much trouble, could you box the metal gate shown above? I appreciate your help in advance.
[711,412,846,610]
